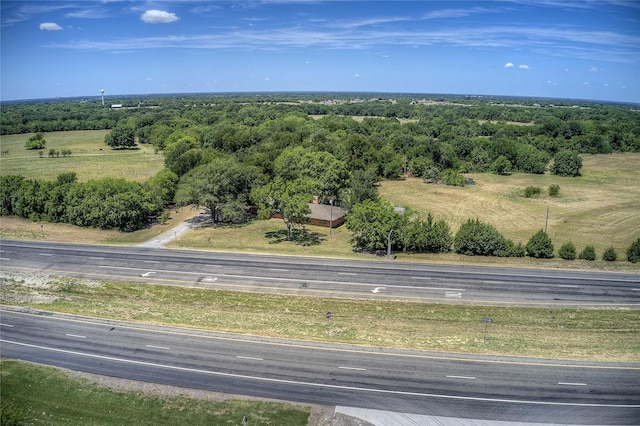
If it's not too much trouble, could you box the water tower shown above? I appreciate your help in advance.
[100,89,105,106]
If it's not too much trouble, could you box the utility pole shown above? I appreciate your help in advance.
[545,206,549,233]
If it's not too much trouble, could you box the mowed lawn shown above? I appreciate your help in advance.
[0,130,164,182]
[379,153,640,259]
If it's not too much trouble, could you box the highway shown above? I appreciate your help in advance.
[1,239,639,308]
[1,239,639,424]
[1,309,639,424]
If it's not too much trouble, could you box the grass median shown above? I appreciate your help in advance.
[2,274,639,362]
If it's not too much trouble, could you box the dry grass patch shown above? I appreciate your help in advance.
[380,154,640,257]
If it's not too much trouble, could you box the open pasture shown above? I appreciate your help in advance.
[379,154,640,258]
[0,130,164,182]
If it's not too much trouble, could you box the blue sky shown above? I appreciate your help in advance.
[1,1,639,103]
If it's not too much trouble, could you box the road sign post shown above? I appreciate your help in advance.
[481,317,492,343]
[326,311,332,334]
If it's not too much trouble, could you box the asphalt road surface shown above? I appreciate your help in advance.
[1,309,638,424]
[1,239,639,308]
[2,239,639,424]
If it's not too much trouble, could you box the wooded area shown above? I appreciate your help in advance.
[1,93,639,260]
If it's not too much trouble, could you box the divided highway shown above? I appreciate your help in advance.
[1,309,639,424]
[1,240,639,307]
[1,239,639,424]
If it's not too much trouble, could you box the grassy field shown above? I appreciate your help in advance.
[2,275,639,362]
[0,130,164,182]
[0,360,310,426]
[379,153,640,261]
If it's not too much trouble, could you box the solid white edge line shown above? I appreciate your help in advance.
[446,375,476,380]
[558,382,587,386]
[0,323,14,327]
[339,366,367,371]
[2,339,637,408]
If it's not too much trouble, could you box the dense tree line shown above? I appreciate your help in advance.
[0,173,160,232]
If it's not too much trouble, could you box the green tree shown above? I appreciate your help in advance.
[104,123,136,149]
[408,156,433,177]
[490,155,512,175]
[0,175,24,215]
[251,177,312,241]
[145,168,179,207]
[175,157,258,224]
[454,218,508,256]
[398,213,452,253]
[440,169,466,186]
[65,178,155,232]
[602,246,617,261]
[14,178,54,220]
[273,148,349,203]
[548,184,560,197]
[526,229,554,258]
[551,150,582,176]
[579,245,596,261]
[558,241,577,260]
[515,144,549,174]
[25,132,46,149]
[340,168,379,212]
[626,237,640,263]
[346,199,406,251]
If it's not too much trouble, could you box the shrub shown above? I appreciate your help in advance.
[551,149,582,177]
[397,213,452,253]
[579,245,596,261]
[523,186,541,198]
[548,184,560,197]
[526,229,554,258]
[440,169,466,186]
[454,218,507,256]
[25,132,46,149]
[498,239,526,257]
[602,246,617,261]
[490,155,512,175]
[558,241,576,260]
[627,237,640,263]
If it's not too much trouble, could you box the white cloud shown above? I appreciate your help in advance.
[519,64,529,69]
[40,22,62,31]
[354,73,360,77]
[140,10,179,24]
[504,62,514,68]
[583,81,590,85]
[588,66,601,72]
